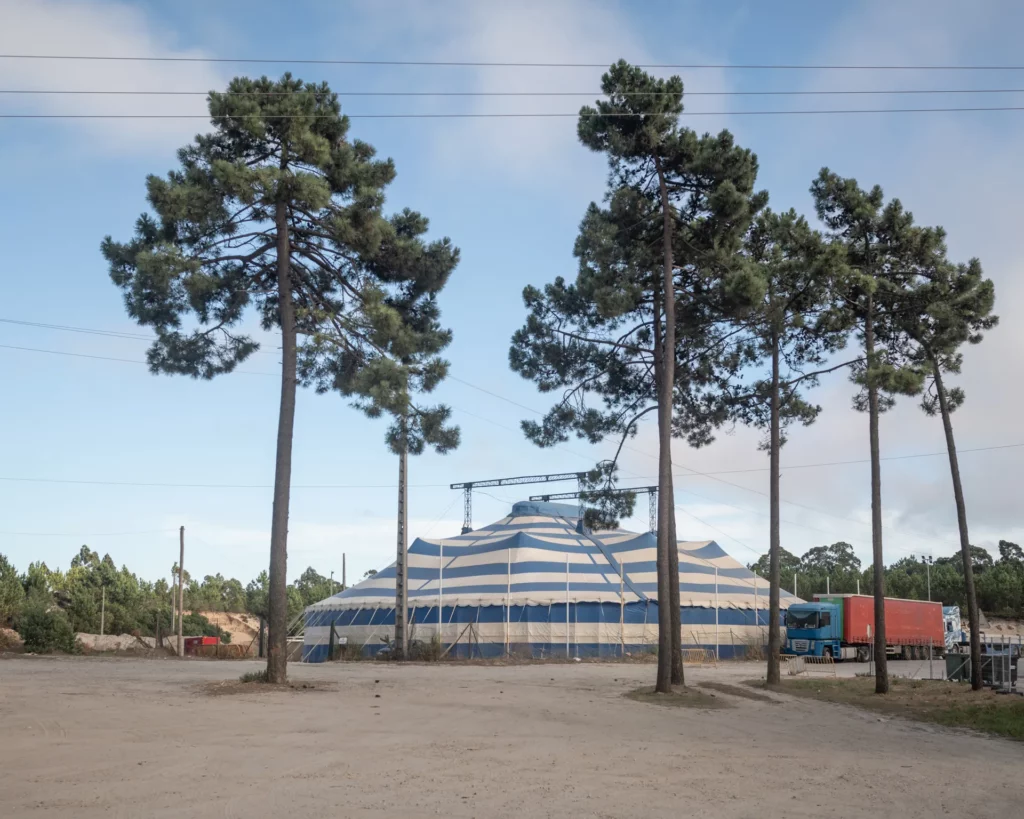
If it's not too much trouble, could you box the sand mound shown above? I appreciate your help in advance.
[76,633,149,652]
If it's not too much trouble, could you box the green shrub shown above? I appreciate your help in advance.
[0,553,24,625]
[409,635,443,662]
[239,669,269,683]
[181,611,231,643]
[16,602,78,653]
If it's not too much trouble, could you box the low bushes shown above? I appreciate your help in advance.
[16,601,78,653]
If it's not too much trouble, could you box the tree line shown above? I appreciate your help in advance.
[0,545,341,651]
[508,61,998,694]
[748,540,1024,618]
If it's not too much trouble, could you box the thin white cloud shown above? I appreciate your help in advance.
[354,0,737,185]
[0,0,228,153]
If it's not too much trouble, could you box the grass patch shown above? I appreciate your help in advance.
[625,686,731,709]
[774,677,1024,741]
[700,681,778,704]
[239,669,269,684]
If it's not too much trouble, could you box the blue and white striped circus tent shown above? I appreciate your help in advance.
[303,500,798,662]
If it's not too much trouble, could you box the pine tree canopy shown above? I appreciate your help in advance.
[101,73,454,419]
[512,61,768,460]
[727,208,853,443]
[900,255,998,417]
[810,169,945,411]
[300,207,462,457]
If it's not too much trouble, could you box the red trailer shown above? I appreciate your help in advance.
[815,594,944,659]
[183,636,204,655]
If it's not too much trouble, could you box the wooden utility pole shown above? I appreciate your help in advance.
[177,525,185,658]
[342,553,346,590]
[100,586,106,636]
[394,435,409,660]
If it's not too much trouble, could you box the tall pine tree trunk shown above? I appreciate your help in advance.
[654,156,677,694]
[651,284,672,694]
[767,328,782,684]
[865,294,888,694]
[667,488,683,685]
[267,195,296,685]
[932,360,983,690]
[394,418,409,662]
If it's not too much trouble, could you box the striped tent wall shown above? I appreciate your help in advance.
[303,500,800,661]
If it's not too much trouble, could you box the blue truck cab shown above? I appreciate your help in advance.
[785,601,844,660]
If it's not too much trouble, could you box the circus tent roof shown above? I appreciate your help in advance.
[308,500,796,612]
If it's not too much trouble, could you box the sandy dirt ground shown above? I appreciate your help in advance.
[0,656,1020,819]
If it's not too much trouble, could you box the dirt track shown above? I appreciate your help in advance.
[0,656,1019,818]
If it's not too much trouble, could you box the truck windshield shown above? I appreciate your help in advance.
[788,610,821,629]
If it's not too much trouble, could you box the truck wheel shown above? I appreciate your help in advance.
[823,646,833,660]
[856,647,869,663]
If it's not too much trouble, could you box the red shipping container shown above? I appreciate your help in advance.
[839,595,943,646]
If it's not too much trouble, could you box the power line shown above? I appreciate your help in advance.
[669,466,926,555]
[0,316,280,356]
[2,55,1023,70]
[445,371,1024,474]
[6,87,1024,97]
[447,374,541,416]
[0,475,450,489]
[0,335,611,487]
[0,342,279,375]
[441,370,1007,552]
[694,443,1024,473]
[672,501,759,557]
[7,324,1010,496]
[0,317,153,340]
[0,528,178,537]
[420,496,460,538]
[447,378,1005,551]
[5,336,1012,480]
[4,107,1024,119]
[1,324,1016,551]
[0,332,605,471]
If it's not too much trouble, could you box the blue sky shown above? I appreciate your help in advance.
[1,0,1022,587]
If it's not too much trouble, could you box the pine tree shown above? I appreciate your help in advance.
[729,209,853,683]
[301,209,460,660]
[900,253,997,690]
[811,170,935,694]
[103,74,443,683]
[513,61,765,692]
[0,554,25,626]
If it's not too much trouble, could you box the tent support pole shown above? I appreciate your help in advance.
[715,566,719,661]
[506,547,511,657]
[620,563,625,657]
[565,553,570,659]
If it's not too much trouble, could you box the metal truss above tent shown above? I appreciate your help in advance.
[529,486,659,533]
[450,472,584,533]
